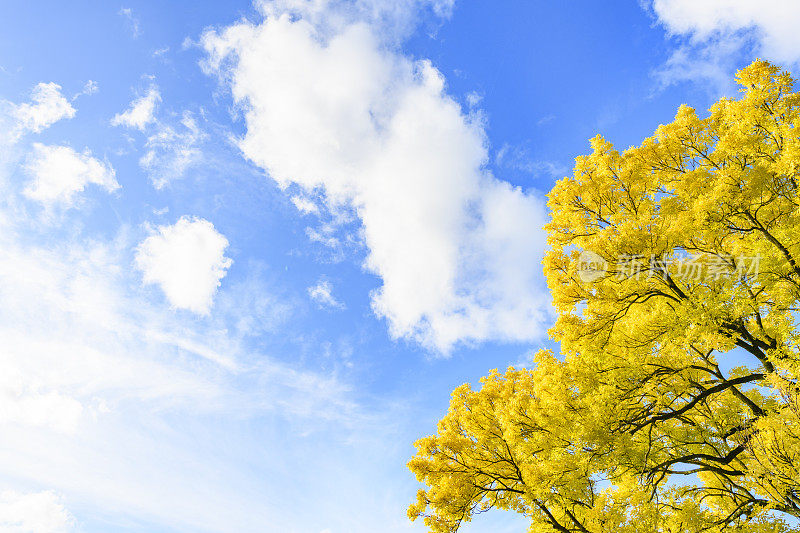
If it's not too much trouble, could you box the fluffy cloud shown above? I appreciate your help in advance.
[650,0,800,89]
[139,111,205,189]
[23,143,119,208]
[0,490,75,533]
[202,3,550,351]
[135,216,232,314]
[7,83,75,136]
[652,0,800,64]
[111,85,160,131]
[308,279,345,309]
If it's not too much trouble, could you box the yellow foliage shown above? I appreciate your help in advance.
[408,60,800,532]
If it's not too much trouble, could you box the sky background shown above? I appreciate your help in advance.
[0,1,799,531]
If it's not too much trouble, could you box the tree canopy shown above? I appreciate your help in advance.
[407,60,800,532]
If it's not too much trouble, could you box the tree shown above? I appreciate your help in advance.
[407,60,800,533]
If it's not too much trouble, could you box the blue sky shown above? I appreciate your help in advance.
[0,1,798,531]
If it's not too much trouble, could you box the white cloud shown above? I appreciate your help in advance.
[649,0,800,89]
[135,216,232,314]
[111,85,160,131]
[652,0,800,63]
[0,34,477,533]
[82,80,99,95]
[0,192,371,529]
[9,82,75,136]
[119,7,141,38]
[202,3,551,352]
[0,490,75,533]
[0,115,375,530]
[139,111,205,189]
[291,195,320,215]
[23,143,119,208]
[73,80,98,101]
[653,36,747,94]
[465,90,482,108]
[0,234,366,533]
[0,390,83,435]
[308,279,345,309]
[0,232,225,433]
[111,85,205,189]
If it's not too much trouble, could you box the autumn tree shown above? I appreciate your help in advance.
[408,60,800,533]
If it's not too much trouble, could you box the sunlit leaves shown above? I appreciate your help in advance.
[409,60,800,532]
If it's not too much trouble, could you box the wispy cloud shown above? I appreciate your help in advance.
[119,7,141,39]
[536,113,555,126]
[72,80,98,101]
[112,81,206,189]
[495,142,567,179]
[652,36,746,95]
[308,279,345,310]
[111,85,160,131]
[139,111,205,189]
